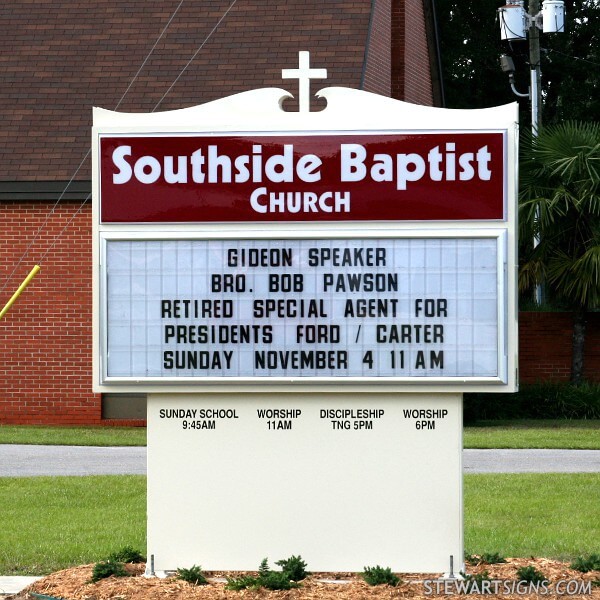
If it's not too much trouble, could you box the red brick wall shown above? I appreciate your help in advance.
[586,313,600,382]
[1,206,598,427]
[0,201,101,425]
[519,312,600,384]
[3,194,599,425]
[391,0,434,104]
[2,201,599,426]
[362,0,392,96]
[403,0,434,104]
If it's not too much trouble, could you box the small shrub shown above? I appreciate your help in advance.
[480,552,507,564]
[90,560,128,583]
[275,555,309,581]
[464,552,506,566]
[225,558,300,591]
[570,554,600,573]
[516,565,548,583]
[107,545,146,564]
[258,557,270,576]
[225,574,260,591]
[176,564,208,585]
[362,565,400,587]
[461,570,493,593]
[260,570,299,590]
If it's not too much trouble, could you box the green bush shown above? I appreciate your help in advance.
[361,565,401,586]
[90,560,128,583]
[480,552,507,564]
[275,555,309,581]
[516,565,548,583]
[225,574,260,591]
[464,382,600,422]
[461,570,493,593]
[570,554,600,573]
[107,545,145,564]
[464,553,479,566]
[258,557,270,576]
[176,564,208,585]
[464,552,506,565]
[259,570,299,590]
[225,557,300,591]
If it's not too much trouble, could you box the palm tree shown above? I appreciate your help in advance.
[519,121,600,384]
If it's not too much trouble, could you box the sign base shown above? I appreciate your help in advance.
[147,392,463,573]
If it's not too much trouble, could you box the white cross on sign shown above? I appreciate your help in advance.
[282,51,327,113]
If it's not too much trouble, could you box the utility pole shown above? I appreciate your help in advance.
[528,0,542,134]
[498,0,565,132]
[498,0,565,305]
[528,0,543,304]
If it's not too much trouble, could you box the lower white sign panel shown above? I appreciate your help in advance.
[147,393,463,573]
[103,237,504,381]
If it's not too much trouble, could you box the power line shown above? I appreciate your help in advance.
[38,196,91,263]
[2,0,239,294]
[114,0,186,112]
[1,1,188,294]
[544,47,600,67]
[152,0,239,112]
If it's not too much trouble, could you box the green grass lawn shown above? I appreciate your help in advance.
[465,473,600,560]
[464,419,600,449]
[0,425,146,447]
[1,421,598,449]
[0,474,598,575]
[0,476,146,575]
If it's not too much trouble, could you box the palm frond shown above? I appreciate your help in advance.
[518,258,546,294]
[547,247,600,309]
[519,120,600,311]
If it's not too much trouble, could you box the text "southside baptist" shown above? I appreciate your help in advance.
[110,142,493,191]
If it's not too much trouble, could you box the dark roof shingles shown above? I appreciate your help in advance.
[0,0,372,180]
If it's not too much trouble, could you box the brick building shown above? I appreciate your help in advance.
[2,1,594,426]
[0,0,444,424]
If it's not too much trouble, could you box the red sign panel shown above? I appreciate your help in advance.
[99,133,505,223]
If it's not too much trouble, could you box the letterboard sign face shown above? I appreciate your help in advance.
[92,86,518,392]
[104,237,503,380]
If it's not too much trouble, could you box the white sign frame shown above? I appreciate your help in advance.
[99,229,509,387]
[92,88,518,394]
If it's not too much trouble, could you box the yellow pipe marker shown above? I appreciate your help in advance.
[0,265,41,321]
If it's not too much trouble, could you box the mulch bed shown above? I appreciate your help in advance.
[10,557,599,600]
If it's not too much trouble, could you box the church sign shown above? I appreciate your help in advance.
[93,59,516,391]
[92,52,518,573]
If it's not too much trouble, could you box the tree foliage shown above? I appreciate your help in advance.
[519,120,600,382]
[436,0,514,109]
[542,0,600,124]
[436,0,600,123]
[436,0,600,382]
[519,121,600,309]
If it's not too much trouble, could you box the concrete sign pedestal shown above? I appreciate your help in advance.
[147,393,463,573]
